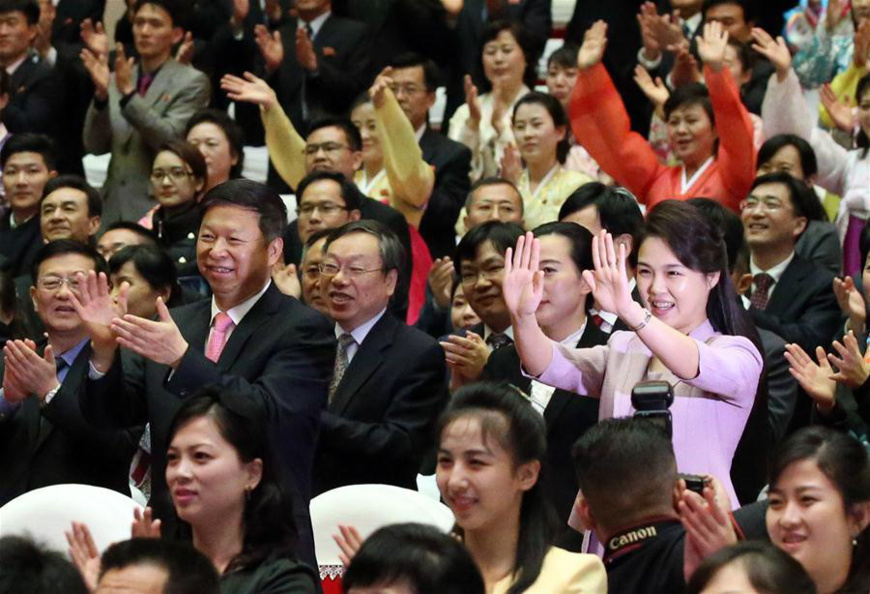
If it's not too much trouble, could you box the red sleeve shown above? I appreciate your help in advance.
[569,63,665,203]
[705,65,757,212]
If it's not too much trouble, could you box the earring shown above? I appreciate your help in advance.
[854,537,859,546]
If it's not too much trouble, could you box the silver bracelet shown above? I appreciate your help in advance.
[630,308,652,332]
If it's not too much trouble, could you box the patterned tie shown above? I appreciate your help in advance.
[591,313,604,328]
[328,334,356,403]
[750,273,774,311]
[205,312,234,363]
[137,73,154,96]
[486,332,512,351]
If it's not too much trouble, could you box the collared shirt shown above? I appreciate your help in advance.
[749,251,795,301]
[298,10,330,39]
[335,308,387,364]
[590,278,638,334]
[4,54,27,76]
[207,280,272,348]
[483,324,515,349]
[529,322,587,415]
[414,124,426,144]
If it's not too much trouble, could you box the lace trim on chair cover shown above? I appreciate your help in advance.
[319,564,345,580]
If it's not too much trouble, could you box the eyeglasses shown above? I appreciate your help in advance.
[296,203,349,217]
[460,266,504,285]
[319,262,385,278]
[37,275,81,292]
[739,197,785,212]
[150,168,192,183]
[304,142,349,156]
[302,265,321,280]
[388,83,425,96]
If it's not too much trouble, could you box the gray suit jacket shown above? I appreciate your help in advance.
[83,59,210,223]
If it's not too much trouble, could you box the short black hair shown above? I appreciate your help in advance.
[133,0,186,28]
[664,83,714,126]
[100,221,158,246]
[1,133,58,171]
[99,538,220,594]
[454,220,524,276]
[466,176,523,212]
[296,170,362,211]
[558,182,644,239]
[306,117,362,152]
[757,134,819,180]
[686,541,816,594]
[199,179,287,242]
[109,244,183,307]
[389,52,441,92]
[572,418,678,530]
[702,0,754,23]
[344,523,484,594]
[31,239,108,285]
[0,536,88,594]
[687,197,745,274]
[547,44,579,69]
[42,175,102,218]
[749,172,825,223]
[184,108,246,179]
[324,219,405,275]
[0,0,40,25]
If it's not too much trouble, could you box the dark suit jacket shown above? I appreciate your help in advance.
[314,313,449,494]
[795,220,841,274]
[748,253,840,355]
[5,56,64,139]
[0,342,139,505]
[0,212,41,278]
[418,128,472,259]
[78,284,336,569]
[482,322,608,526]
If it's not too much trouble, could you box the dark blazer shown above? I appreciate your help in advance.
[0,342,139,505]
[748,253,840,355]
[795,220,841,274]
[314,313,449,494]
[418,128,472,259]
[5,55,64,139]
[482,322,608,526]
[0,212,41,278]
[77,284,336,569]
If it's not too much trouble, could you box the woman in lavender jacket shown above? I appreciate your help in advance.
[503,200,763,508]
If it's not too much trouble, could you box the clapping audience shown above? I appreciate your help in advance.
[7,1,870,592]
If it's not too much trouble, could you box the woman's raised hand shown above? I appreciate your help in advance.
[828,331,870,389]
[696,21,728,72]
[750,28,791,82]
[577,20,607,71]
[131,507,162,539]
[333,524,364,567]
[503,232,543,320]
[221,72,278,111]
[463,74,482,129]
[582,230,634,319]
[784,343,837,411]
[66,521,100,592]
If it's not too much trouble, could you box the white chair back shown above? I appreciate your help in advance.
[0,484,142,554]
[310,484,454,579]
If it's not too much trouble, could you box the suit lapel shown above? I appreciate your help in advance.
[142,60,176,109]
[330,315,396,414]
[216,286,283,371]
[763,257,806,314]
[543,323,607,428]
[176,298,212,357]
[33,342,91,452]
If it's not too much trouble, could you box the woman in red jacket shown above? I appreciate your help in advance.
[570,21,756,213]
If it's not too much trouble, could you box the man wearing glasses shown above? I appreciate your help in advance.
[740,172,840,357]
[0,240,138,505]
[295,170,361,245]
[314,219,447,494]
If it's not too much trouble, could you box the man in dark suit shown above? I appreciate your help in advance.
[0,240,138,505]
[0,1,63,139]
[388,53,472,260]
[743,173,840,354]
[743,173,840,431]
[73,180,335,570]
[212,0,370,147]
[314,220,448,493]
[0,133,57,277]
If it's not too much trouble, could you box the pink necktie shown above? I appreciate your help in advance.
[205,312,234,362]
